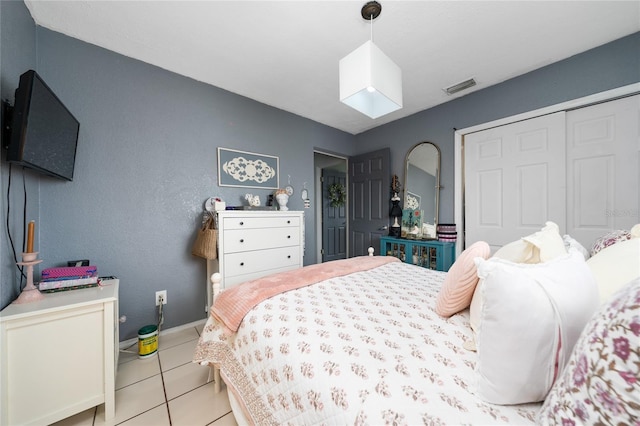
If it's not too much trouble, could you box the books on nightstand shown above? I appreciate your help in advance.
[38,265,99,292]
[38,276,100,292]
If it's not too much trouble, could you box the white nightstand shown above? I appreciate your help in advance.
[0,279,119,425]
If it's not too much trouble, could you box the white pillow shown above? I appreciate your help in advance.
[475,251,599,405]
[521,221,567,262]
[491,239,533,263]
[562,234,589,260]
[587,238,640,303]
[492,221,566,263]
[470,222,567,336]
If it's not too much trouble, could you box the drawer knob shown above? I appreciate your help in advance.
[287,235,291,239]
[240,262,244,266]
[287,220,291,224]
[287,255,291,259]
[239,221,244,226]
[240,239,244,243]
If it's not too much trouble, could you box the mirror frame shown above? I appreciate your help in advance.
[403,141,441,237]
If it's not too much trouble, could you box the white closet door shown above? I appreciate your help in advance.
[464,112,566,252]
[566,94,640,250]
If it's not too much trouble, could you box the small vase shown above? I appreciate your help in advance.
[276,193,289,211]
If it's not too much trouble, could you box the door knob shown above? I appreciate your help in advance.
[379,225,388,231]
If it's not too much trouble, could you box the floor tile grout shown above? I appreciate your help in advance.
[57,325,226,426]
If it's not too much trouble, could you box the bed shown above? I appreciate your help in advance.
[194,223,640,425]
[194,255,542,424]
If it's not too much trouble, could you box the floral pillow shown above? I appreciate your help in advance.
[590,229,632,256]
[538,277,640,424]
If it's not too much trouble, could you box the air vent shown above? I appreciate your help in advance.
[443,78,477,95]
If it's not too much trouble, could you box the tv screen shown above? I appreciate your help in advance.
[6,70,79,181]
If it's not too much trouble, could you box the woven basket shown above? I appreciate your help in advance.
[191,216,217,260]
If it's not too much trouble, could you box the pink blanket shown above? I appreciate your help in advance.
[211,255,400,333]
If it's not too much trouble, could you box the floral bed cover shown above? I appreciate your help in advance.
[194,261,540,425]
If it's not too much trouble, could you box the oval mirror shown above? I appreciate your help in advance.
[403,142,441,239]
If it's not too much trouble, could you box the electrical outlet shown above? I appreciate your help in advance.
[155,290,167,306]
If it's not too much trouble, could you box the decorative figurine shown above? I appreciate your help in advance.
[244,194,261,207]
[274,189,289,211]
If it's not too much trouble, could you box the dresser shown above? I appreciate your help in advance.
[206,211,304,308]
[0,279,119,425]
[380,236,455,272]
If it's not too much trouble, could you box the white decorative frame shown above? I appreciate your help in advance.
[217,148,279,189]
[405,192,421,210]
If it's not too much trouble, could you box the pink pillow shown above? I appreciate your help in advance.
[436,241,490,317]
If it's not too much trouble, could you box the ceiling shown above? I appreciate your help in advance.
[24,1,640,135]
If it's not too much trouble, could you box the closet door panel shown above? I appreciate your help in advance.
[566,95,639,249]
[573,155,614,228]
[464,112,566,252]
[476,169,503,228]
[519,163,550,226]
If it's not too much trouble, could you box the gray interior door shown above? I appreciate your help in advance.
[322,169,347,262]
[349,148,390,257]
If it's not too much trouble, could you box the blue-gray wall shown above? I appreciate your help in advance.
[356,32,640,224]
[1,0,638,340]
[1,1,40,312]
[0,1,355,339]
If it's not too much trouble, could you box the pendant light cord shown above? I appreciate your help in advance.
[370,13,374,43]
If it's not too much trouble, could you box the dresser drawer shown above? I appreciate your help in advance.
[208,210,305,301]
[222,215,300,230]
[223,246,300,278]
[222,228,300,253]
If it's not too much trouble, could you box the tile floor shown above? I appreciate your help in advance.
[53,323,237,426]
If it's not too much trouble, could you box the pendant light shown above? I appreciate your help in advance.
[339,1,402,119]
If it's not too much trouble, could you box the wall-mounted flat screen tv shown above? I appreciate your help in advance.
[6,70,79,181]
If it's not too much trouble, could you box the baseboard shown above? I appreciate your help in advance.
[119,318,207,350]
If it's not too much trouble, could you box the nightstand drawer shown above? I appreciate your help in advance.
[223,246,301,277]
[222,215,300,230]
[222,228,300,253]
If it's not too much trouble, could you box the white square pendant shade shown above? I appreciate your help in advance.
[339,40,402,119]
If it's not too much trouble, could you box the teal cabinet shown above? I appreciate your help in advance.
[380,236,455,272]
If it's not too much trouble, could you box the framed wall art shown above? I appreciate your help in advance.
[217,148,279,189]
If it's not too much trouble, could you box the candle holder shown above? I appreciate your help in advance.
[14,252,44,304]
